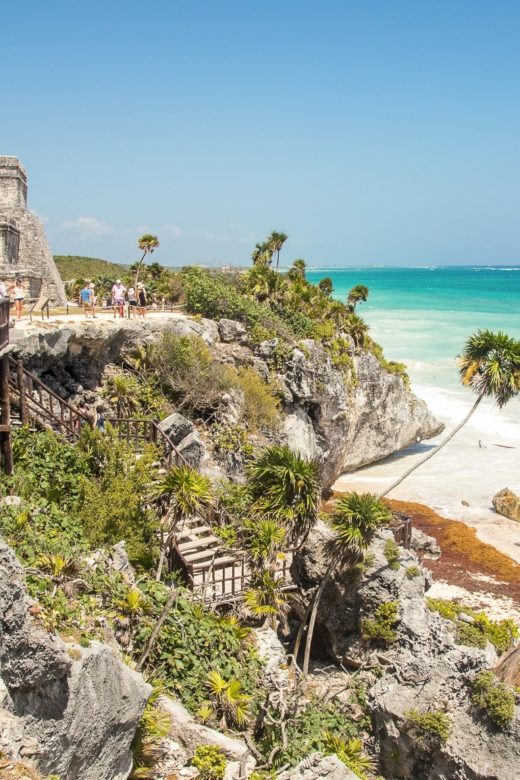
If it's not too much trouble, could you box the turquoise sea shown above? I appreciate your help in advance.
[306,266,520,394]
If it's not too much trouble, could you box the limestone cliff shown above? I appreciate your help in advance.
[11,315,442,487]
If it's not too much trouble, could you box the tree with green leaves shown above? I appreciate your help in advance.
[299,492,392,675]
[152,464,213,580]
[135,233,160,286]
[347,284,369,312]
[318,277,333,297]
[251,240,274,267]
[382,329,520,497]
[247,445,320,546]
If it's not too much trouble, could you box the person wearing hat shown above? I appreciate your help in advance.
[111,279,126,318]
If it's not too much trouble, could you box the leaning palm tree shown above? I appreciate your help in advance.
[382,329,520,497]
[135,233,160,286]
[318,277,333,297]
[347,284,369,312]
[246,445,320,545]
[152,464,213,580]
[300,492,392,675]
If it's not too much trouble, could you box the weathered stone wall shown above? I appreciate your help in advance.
[0,156,66,305]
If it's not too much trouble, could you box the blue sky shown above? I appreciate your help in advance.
[2,0,520,267]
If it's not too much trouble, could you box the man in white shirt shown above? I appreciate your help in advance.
[111,279,126,318]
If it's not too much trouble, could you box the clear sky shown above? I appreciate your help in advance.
[2,0,520,267]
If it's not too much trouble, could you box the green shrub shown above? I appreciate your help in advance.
[384,539,401,570]
[235,366,280,432]
[404,709,451,748]
[426,598,518,654]
[471,671,515,729]
[361,601,399,645]
[191,744,226,780]
[406,565,421,578]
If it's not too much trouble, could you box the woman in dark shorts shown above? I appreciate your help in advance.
[137,283,147,317]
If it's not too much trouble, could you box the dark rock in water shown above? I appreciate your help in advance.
[492,487,520,522]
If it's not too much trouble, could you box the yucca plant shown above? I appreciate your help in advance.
[322,731,375,778]
[383,329,520,497]
[152,465,213,581]
[104,372,140,417]
[300,492,392,675]
[243,571,290,630]
[247,445,320,545]
[242,517,286,573]
[130,679,171,779]
[206,670,251,730]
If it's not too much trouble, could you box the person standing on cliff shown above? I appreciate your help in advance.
[13,278,25,320]
[137,282,147,317]
[111,279,126,318]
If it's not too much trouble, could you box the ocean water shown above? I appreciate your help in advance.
[306,265,520,393]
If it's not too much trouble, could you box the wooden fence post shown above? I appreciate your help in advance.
[16,359,29,426]
[0,355,13,475]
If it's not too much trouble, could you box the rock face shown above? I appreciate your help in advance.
[280,341,443,485]
[218,318,246,342]
[12,319,442,488]
[492,487,520,522]
[0,156,66,304]
[0,540,150,780]
[278,752,357,779]
[293,527,520,779]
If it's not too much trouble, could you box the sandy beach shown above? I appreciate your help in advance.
[334,382,520,564]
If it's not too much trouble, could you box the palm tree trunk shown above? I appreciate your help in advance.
[134,251,147,287]
[155,526,176,581]
[302,561,335,675]
[381,392,484,498]
[291,588,318,667]
[136,585,176,671]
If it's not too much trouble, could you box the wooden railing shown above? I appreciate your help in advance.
[107,418,189,467]
[0,298,10,352]
[9,358,90,439]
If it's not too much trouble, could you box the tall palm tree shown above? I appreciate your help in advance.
[382,329,520,497]
[246,445,320,546]
[268,230,288,302]
[347,313,369,347]
[251,240,273,267]
[300,492,392,675]
[347,284,369,312]
[152,464,213,580]
[135,233,160,286]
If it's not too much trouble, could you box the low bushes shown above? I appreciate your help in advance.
[404,708,451,748]
[361,601,399,645]
[427,598,518,654]
[471,671,515,729]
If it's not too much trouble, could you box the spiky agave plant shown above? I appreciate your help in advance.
[130,679,171,779]
[242,517,286,573]
[243,571,290,630]
[322,732,375,778]
[206,670,251,730]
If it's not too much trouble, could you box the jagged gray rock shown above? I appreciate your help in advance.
[293,527,520,779]
[159,411,196,444]
[278,752,358,779]
[177,430,205,469]
[411,528,441,558]
[0,540,150,780]
[218,318,247,342]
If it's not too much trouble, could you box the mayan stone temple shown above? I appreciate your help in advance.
[0,156,66,305]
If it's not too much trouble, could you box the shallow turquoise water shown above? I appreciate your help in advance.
[306,267,520,392]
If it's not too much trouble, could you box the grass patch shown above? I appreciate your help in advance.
[404,709,451,748]
[471,671,515,729]
[361,601,399,645]
[427,598,518,655]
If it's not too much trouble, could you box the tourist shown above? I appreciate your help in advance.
[13,278,25,320]
[137,283,147,317]
[79,283,94,317]
[93,403,106,431]
[89,283,98,314]
[127,286,138,318]
[111,279,126,318]
[0,280,7,299]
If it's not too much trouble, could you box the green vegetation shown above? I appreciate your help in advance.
[406,565,421,578]
[191,745,227,780]
[361,601,399,645]
[322,732,375,778]
[131,680,171,779]
[471,671,515,729]
[426,598,518,654]
[384,538,401,570]
[54,255,129,280]
[404,709,452,748]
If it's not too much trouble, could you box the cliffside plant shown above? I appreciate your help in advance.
[243,571,290,629]
[403,708,451,748]
[383,329,520,497]
[299,492,392,675]
[383,538,401,570]
[471,671,515,729]
[247,445,320,546]
[361,601,399,645]
[347,284,369,312]
[191,745,227,780]
[235,366,281,432]
[427,598,518,654]
[131,679,171,779]
[322,732,375,778]
[406,565,421,578]
[205,670,251,729]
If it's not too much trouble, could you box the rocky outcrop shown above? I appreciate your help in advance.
[218,318,246,342]
[293,527,520,779]
[0,540,150,780]
[278,341,442,485]
[492,487,520,522]
[12,318,442,488]
[278,752,358,779]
